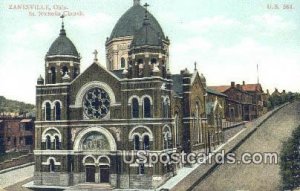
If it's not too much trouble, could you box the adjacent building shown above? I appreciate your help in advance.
[241,81,264,117]
[209,82,257,122]
[0,117,34,153]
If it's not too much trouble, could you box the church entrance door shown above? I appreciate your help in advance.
[86,165,96,182]
[99,165,110,183]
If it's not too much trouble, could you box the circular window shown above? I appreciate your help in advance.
[83,88,110,119]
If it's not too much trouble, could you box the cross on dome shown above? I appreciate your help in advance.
[143,3,150,25]
[59,14,66,36]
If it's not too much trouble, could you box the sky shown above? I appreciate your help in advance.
[0,0,299,104]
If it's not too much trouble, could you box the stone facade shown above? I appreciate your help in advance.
[33,1,223,189]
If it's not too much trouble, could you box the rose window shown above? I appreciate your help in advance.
[83,88,110,119]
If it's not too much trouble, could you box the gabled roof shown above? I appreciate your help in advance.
[207,88,227,97]
[242,84,261,92]
[208,86,230,93]
[71,62,120,84]
[111,70,124,79]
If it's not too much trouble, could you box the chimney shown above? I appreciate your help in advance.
[231,81,235,87]
[236,84,241,90]
[243,81,245,85]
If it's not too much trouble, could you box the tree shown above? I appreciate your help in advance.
[280,125,300,190]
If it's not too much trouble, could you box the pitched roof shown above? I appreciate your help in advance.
[208,86,230,93]
[207,88,227,97]
[242,84,260,92]
[111,70,124,79]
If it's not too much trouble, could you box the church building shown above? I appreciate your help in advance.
[33,0,223,189]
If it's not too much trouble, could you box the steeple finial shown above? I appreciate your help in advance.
[194,61,197,71]
[59,14,66,36]
[133,0,140,6]
[93,49,98,62]
[143,3,150,25]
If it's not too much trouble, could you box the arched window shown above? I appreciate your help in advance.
[162,60,166,78]
[54,102,61,121]
[162,98,169,118]
[55,135,60,150]
[143,135,150,150]
[134,135,140,150]
[192,113,196,142]
[138,59,143,77]
[74,68,79,78]
[46,135,51,150]
[132,98,139,118]
[163,133,168,149]
[151,58,157,65]
[174,113,179,145]
[143,97,151,118]
[45,102,51,121]
[50,67,56,84]
[138,163,145,174]
[49,159,55,172]
[62,66,68,77]
[121,57,126,68]
[196,104,200,143]
[138,59,143,64]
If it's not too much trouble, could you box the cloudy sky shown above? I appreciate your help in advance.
[0,0,299,104]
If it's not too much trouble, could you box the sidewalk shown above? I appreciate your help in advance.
[157,128,246,191]
[0,164,34,189]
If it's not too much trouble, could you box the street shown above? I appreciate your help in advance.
[192,102,300,191]
[0,165,34,190]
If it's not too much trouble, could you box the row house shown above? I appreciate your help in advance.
[0,117,35,153]
[209,82,257,122]
[241,81,265,117]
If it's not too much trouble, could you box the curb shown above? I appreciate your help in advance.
[0,162,34,174]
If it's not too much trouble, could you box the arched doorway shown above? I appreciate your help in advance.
[86,165,96,182]
[74,127,116,184]
[98,156,110,183]
[100,165,110,183]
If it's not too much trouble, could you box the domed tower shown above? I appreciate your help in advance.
[45,16,81,84]
[126,3,170,79]
[105,0,169,71]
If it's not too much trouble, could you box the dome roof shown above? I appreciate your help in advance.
[131,21,163,47]
[47,27,79,57]
[109,3,165,40]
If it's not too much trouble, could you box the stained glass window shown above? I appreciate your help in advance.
[83,88,110,119]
